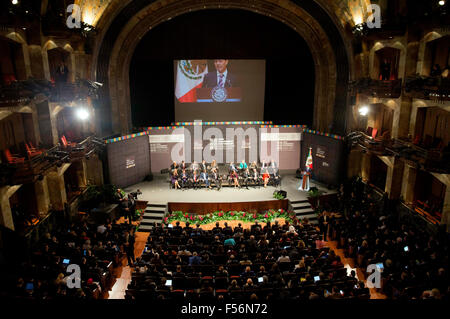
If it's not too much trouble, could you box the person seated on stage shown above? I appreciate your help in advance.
[231,169,240,188]
[210,168,222,190]
[180,169,189,188]
[271,170,281,187]
[261,159,268,170]
[262,168,270,188]
[249,161,258,171]
[269,159,278,174]
[179,160,188,171]
[200,169,211,189]
[170,161,178,171]
[251,167,260,186]
[242,168,251,189]
[171,168,181,189]
[191,161,199,172]
[229,161,237,173]
[200,159,208,172]
[210,159,217,171]
[191,170,200,189]
[239,159,248,170]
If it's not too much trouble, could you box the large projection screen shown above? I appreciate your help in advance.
[174,59,265,122]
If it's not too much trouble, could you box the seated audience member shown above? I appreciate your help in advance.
[224,236,236,247]
[229,162,237,173]
[188,252,202,265]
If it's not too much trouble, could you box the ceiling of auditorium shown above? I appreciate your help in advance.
[76,0,373,31]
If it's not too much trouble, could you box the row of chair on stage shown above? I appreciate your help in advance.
[168,160,281,190]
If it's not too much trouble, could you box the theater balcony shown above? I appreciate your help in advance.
[404,76,450,102]
[350,78,402,99]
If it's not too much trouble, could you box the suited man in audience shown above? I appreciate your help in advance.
[251,221,262,234]
[234,223,243,234]
[202,59,238,88]
[183,222,193,234]
[223,222,233,236]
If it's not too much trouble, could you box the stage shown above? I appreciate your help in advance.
[123,173,335,205]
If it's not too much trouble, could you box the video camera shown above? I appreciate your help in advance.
[130,189,142,199]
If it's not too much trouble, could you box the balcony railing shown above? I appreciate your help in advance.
[347,131,450,174]
[350,78,402,98]
[0,79,100,107]
[0,136,105,187]
[404,75,450,101]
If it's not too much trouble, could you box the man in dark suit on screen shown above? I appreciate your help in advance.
[202,59,238,88]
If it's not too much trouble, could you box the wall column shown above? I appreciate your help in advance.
[401,164,417,205]
[441,187,450,233]
[47,164,70,211]
[384,157,404,199]
[86,155,104,186]
[398,96,413,139]
[34,176,50,215]
[0,185,22,231]
[361,152,372,182]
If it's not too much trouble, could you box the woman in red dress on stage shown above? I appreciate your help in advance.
[262,169,270,188]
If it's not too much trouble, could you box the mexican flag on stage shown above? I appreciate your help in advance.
[175,60,208,103]
[306,147,313,171]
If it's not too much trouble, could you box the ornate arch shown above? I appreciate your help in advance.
[93,0,353,135]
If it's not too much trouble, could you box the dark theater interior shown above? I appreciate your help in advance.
[0,0,449,310]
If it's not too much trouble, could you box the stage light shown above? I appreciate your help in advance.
[12,0,18,5]
[439,1,445,6]
[76,108,89,120]
[358,106,369,116]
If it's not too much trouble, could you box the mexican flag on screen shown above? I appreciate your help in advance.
[175,60,208,102]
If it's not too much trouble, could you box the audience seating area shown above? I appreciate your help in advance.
[126,222,368,301]
[328,179,449,300]
[0,215,136,300]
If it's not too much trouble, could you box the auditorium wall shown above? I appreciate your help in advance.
[106,135,151,188]
[148,124,303,173]
[301,132,345,187]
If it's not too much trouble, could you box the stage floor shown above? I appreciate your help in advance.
[124,174,336,205]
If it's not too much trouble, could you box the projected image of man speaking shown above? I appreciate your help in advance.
[202,59,238,88]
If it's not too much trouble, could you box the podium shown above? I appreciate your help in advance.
[196,87,242,102]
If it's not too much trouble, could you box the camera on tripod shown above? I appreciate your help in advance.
[130,189,142,199]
